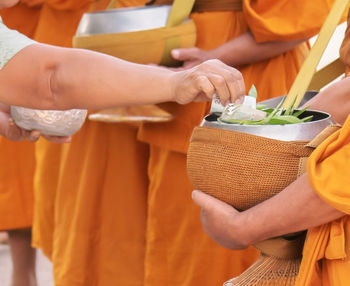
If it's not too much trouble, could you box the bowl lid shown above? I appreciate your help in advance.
[75,5,172,36]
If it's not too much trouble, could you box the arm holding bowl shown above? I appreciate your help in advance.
[192,77,350,250]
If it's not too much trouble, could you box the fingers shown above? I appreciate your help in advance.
[192,190,230,212]
[226,69,245,104]
[6,118,70,143]
[194,60,245,104]
[172,59,246,105]
[171,47,199,61]
[42,134,72,143]
[194,75,216,101]
[28,130,40,142]
[192,73,230,104]
[207,73,231,105]
[6,119,22,141]
[192,190,210,208]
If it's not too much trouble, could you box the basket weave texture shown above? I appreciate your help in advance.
[187,126,314,211]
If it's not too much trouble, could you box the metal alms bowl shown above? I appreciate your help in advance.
[75,5,172,36]
[10,106,88,137]
[202,110,334,141]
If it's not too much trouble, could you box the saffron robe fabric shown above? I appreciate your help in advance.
[32,0,335,285]
[295,12,350,285]
[136,1,336,285]
[295,114,350,286]
[31,1,151,286]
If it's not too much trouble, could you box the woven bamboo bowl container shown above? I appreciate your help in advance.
[187,107,337,285]
[187,109,334,211]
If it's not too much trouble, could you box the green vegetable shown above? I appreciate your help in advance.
[269,115,304,125]
[284,95,297,116]
[219,85,313,125]
[299,115,313,123]
[256,104,267,110]
[292,106,309,117]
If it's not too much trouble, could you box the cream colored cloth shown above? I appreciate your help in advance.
[0,17,36,70]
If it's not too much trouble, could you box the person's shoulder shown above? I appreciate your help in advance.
[0,17,36,70]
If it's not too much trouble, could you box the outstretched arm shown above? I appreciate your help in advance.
[192,78,350,250]
[171,32,305,70]
[303,76,350,125]
[0,43,245,110]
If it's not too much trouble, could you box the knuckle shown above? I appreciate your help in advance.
[233,70,244,81]
[214,75,226,86]
[196,75,207,84]
[223,69,233,79]
[207,59,220,65]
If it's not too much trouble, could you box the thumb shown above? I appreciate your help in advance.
[28,130,40,142]
[171,48,198,61]
[6,118,22,140]
[192,190,228,212]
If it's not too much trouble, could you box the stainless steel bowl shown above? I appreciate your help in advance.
[11,106,87,136]
[259,91,318,109]
[75,5,172,36]
[202,110,334,141]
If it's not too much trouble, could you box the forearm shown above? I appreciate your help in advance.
[240,173,345,245]
[304,77,350,125]
[50,46,175,109]
[0,43,174,110]
[210,32,305,67]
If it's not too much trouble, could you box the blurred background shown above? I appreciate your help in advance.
[0,21,347,286]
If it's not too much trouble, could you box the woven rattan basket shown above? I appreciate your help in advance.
[187,110,339,286]
[187,110,336,210]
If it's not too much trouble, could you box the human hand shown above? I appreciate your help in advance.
[171,47,212,71]
[0,117,40,142]
[192,190,253,250]
[39,134,72,144]
[170,59,245,105]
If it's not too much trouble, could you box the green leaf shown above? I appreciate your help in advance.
[261,108,275,114]
[284,95,298,116]
[292,106,309,118]
[219,87,313,126]
[300,115,313,122]
[268,115,303,125]
[218,118,254,124]
[263,96,285,122]
[256,104,267,110]
[248,85,258,99]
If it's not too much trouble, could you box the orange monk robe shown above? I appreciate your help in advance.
[31,0,92,260]
[294,114,350,286]
[0,1,41,36]
[31,1,151,286]
[0,1,41,231]
[136,1,335,285]
[295,14,350,285]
